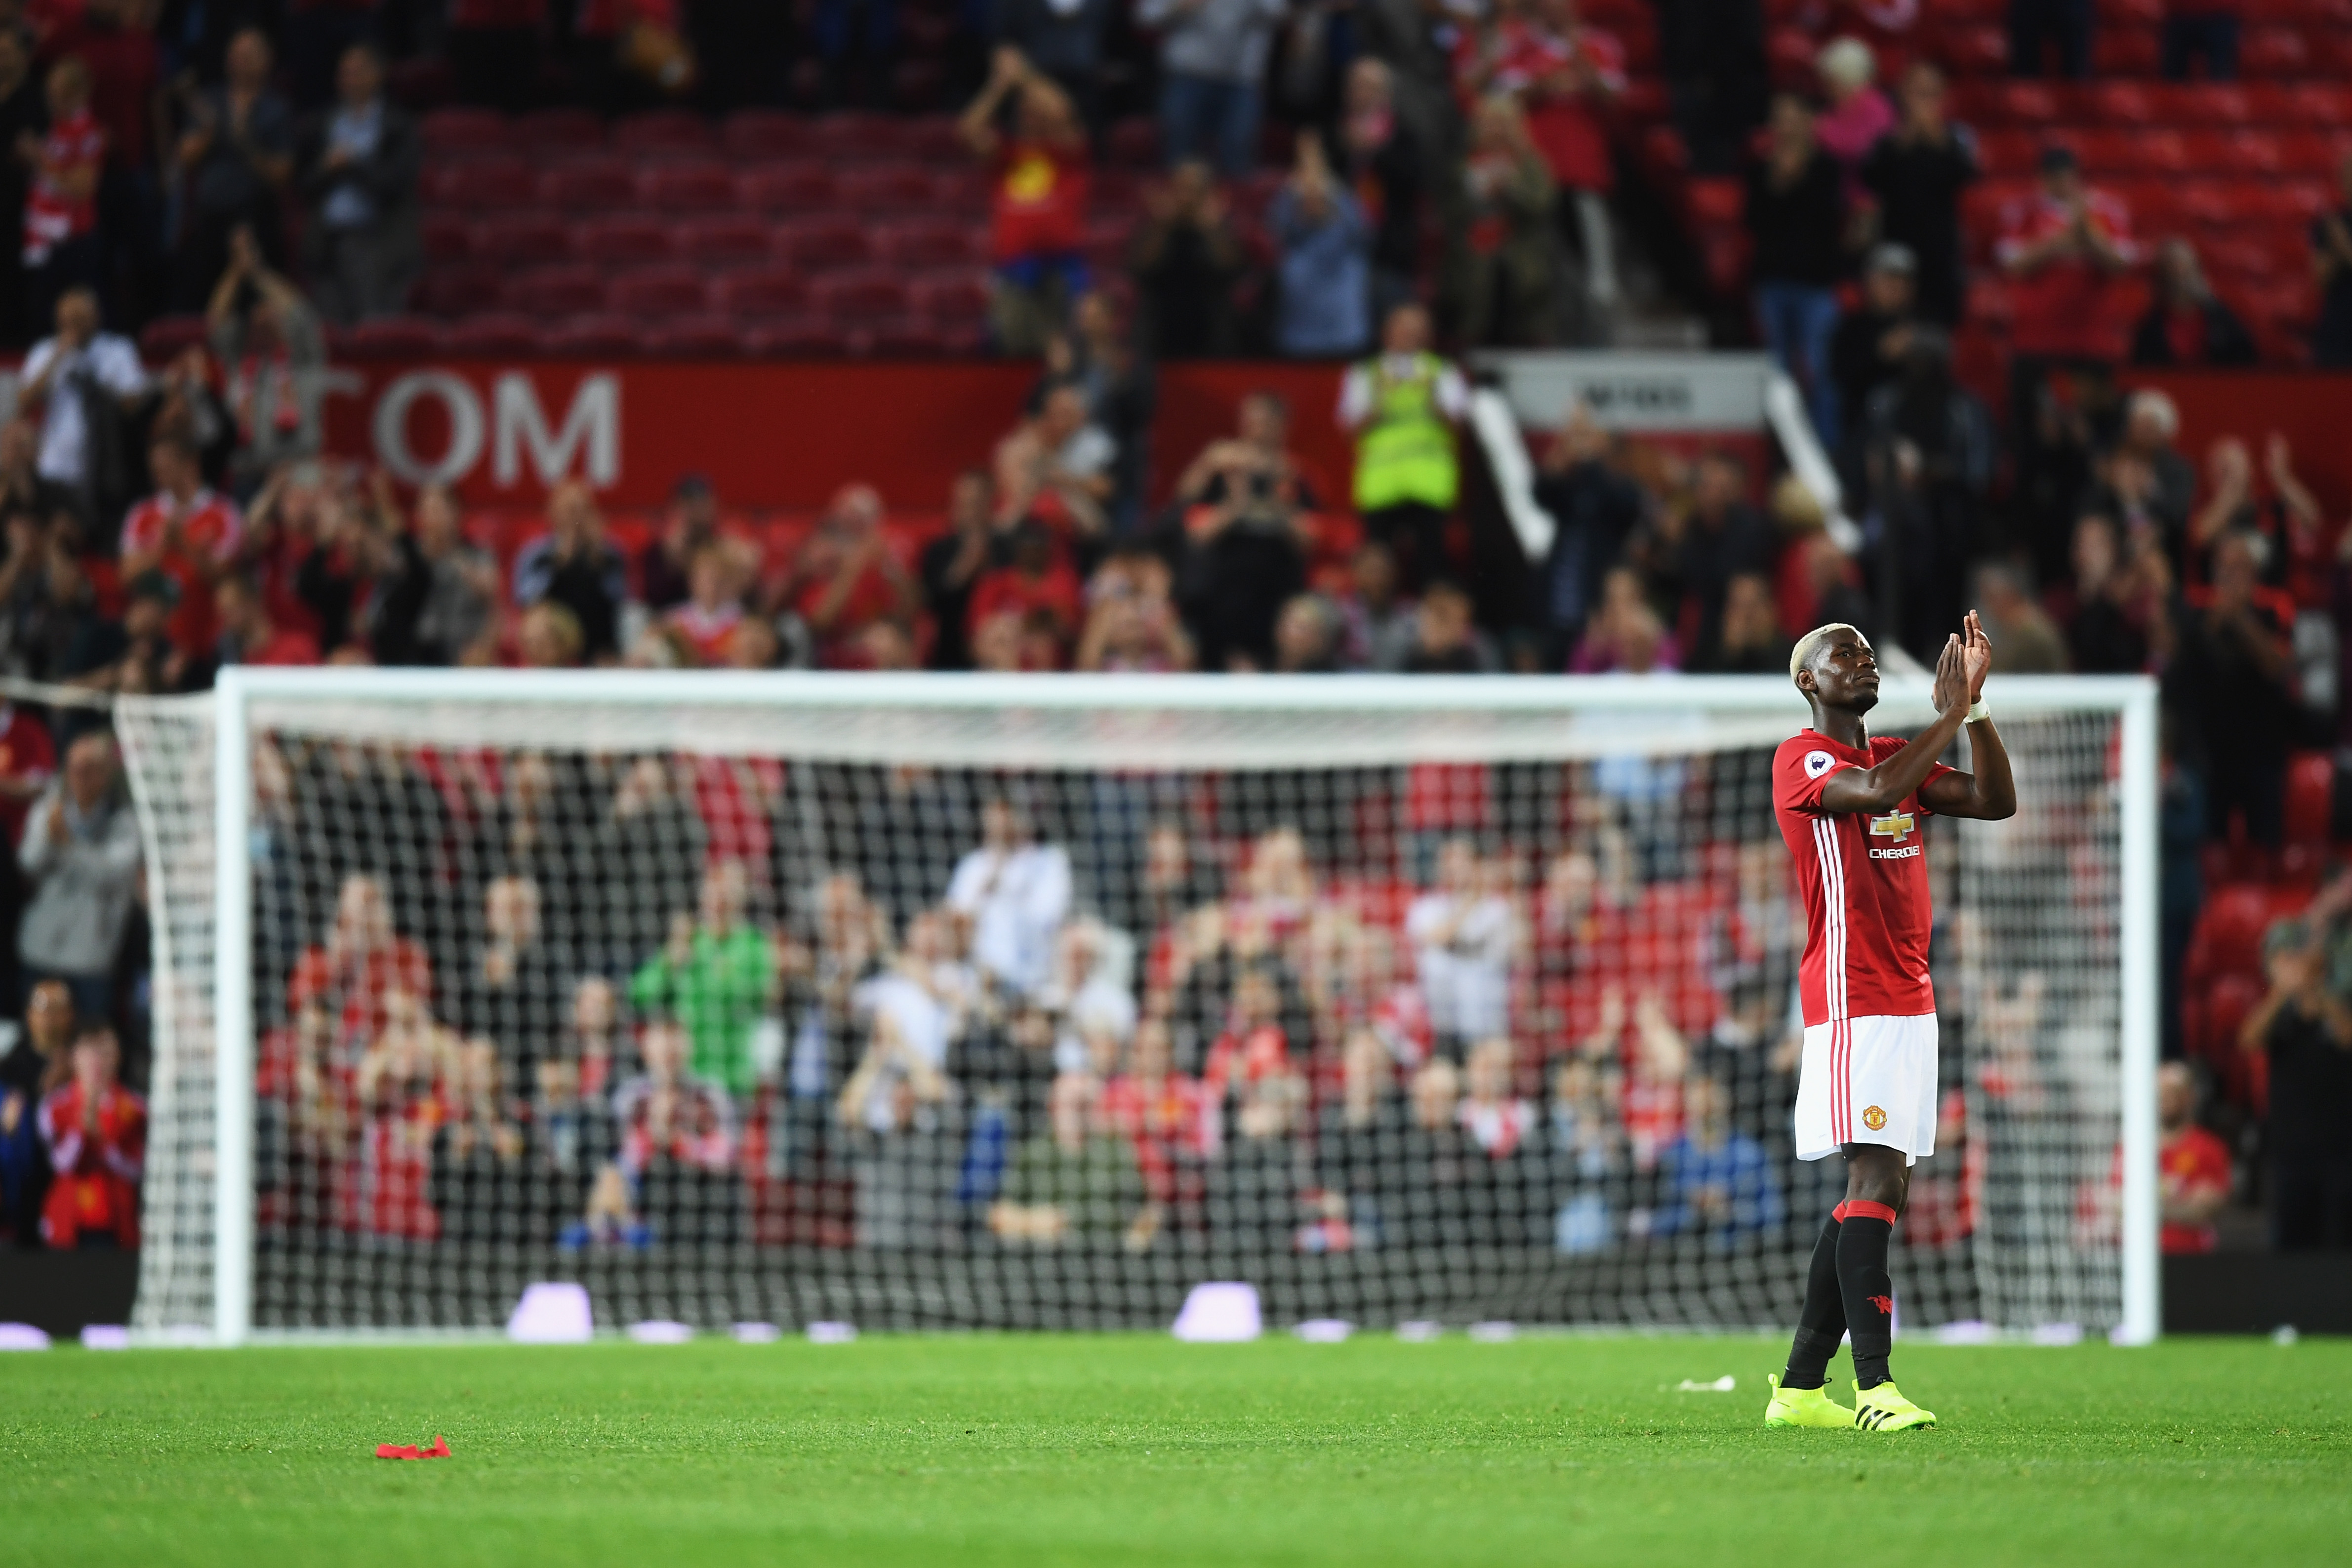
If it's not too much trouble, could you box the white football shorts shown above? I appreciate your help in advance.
[1792,1012,1939,1166]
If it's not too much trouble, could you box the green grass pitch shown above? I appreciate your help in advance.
[2,1333,2345,1566]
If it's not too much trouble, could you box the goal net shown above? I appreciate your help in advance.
[115,672,2157,1343]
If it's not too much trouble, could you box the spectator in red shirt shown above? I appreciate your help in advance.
[657,543,746,667]
[36,1020,142,1247]
[1456,0,1625,322]
[960,46,1091,356]
[767,484,917,669]
[288,872,434,1058]
[995,382,1115,543]
[969,522,1082,666]
[1996,145,2139,364]
[119,432,243,663]
[214,570,322,668]
[19,54,103,335]
[2155,1061,2230,1253]
[40,0,156,170]
[0,697,56,853]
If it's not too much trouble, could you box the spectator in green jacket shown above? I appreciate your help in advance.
[628,858,772,1095]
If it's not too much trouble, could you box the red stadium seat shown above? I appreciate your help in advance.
[640,315,743,357]
[1683,176,1743,227]
[2078,81,2158,124]
[2091,26,2159,76]
[2195,971,2263,1064]
[573,213,675,264]
[2171,83,2254,125]
[2226,129,2287,176]
[836,165,940,213]
[677,215,773,264]
[445,313,541,357]
[543,314,645,356]
[1106,117,1160,167]
[866,319,950,356]
[1978,80,2063,126]
[537,158,635,208]
[612,109,718,156]
[1974,128,2038,179]
[738,162,839,212]
[932,168,990,217]
[2281,83,2352,129]
[889,116,969,162]
[780,217,873,270]
[608,264,712,315]
[908,270,991,324]
[413,263,503,315]
[504,264,608,318]
[473,213,571,265]
[2286,752,2336,844]
[138,315,206,362]
[809,269,910,323]
[2130,129,2191,177]
[724,110,811,160]
[423,158,532,210]
[2243,25,2312,77]
[421,108,507,156]
[2277,130,2343,178]
[1934,24,2008,78]
[800,112,900,163]
[422,212,472,262]
[514,108,605,150]
[340,317,446,357]
[638,161,738,213]
[2196,883,2283,977]
[713,266,810,316]
[874,219,981,269]
[744,317,847,357]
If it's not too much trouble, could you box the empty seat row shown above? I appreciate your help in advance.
[418,313,988,360]
[414,262,989,324]
[422,211,990,271]
[1975,125,2352,180]
[420,107,972,164]
[421,158,993,215]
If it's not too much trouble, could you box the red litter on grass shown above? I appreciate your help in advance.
[374,1435,451,1460]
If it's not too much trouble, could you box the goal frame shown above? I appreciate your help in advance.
[194,667,2162,1348]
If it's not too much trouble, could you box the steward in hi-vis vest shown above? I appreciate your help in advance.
[1337,302,1467,590]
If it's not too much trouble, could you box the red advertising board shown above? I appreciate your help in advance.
[320,358,1357,514]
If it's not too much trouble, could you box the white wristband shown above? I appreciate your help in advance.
[1966,700,1991,724]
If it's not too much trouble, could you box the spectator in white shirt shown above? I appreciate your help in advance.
[1038,918,1137,1074]
[16,285,145,498]
[946,796,1073,999]
[1406,837,1517,1058]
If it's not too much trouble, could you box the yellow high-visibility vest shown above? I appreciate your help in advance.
[1352,352,1459,511]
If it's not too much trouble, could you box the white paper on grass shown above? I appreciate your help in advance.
[627,1320,693,1344]
[506,1282,594,1344]
[731,1321,781,1344]
[1292,1319,1351,1343]
[807,1321,858,1344]
[0,1322,51,1350]
[1172,1283,1260,1342]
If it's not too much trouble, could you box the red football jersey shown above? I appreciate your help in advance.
[1773,729,1955,1028]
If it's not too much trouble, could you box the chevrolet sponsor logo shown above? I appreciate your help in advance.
[1867,811,1920,860]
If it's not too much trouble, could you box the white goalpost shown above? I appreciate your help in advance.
[114,669,2160,1347]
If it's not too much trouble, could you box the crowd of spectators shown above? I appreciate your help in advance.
[226,758,1820,1261]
